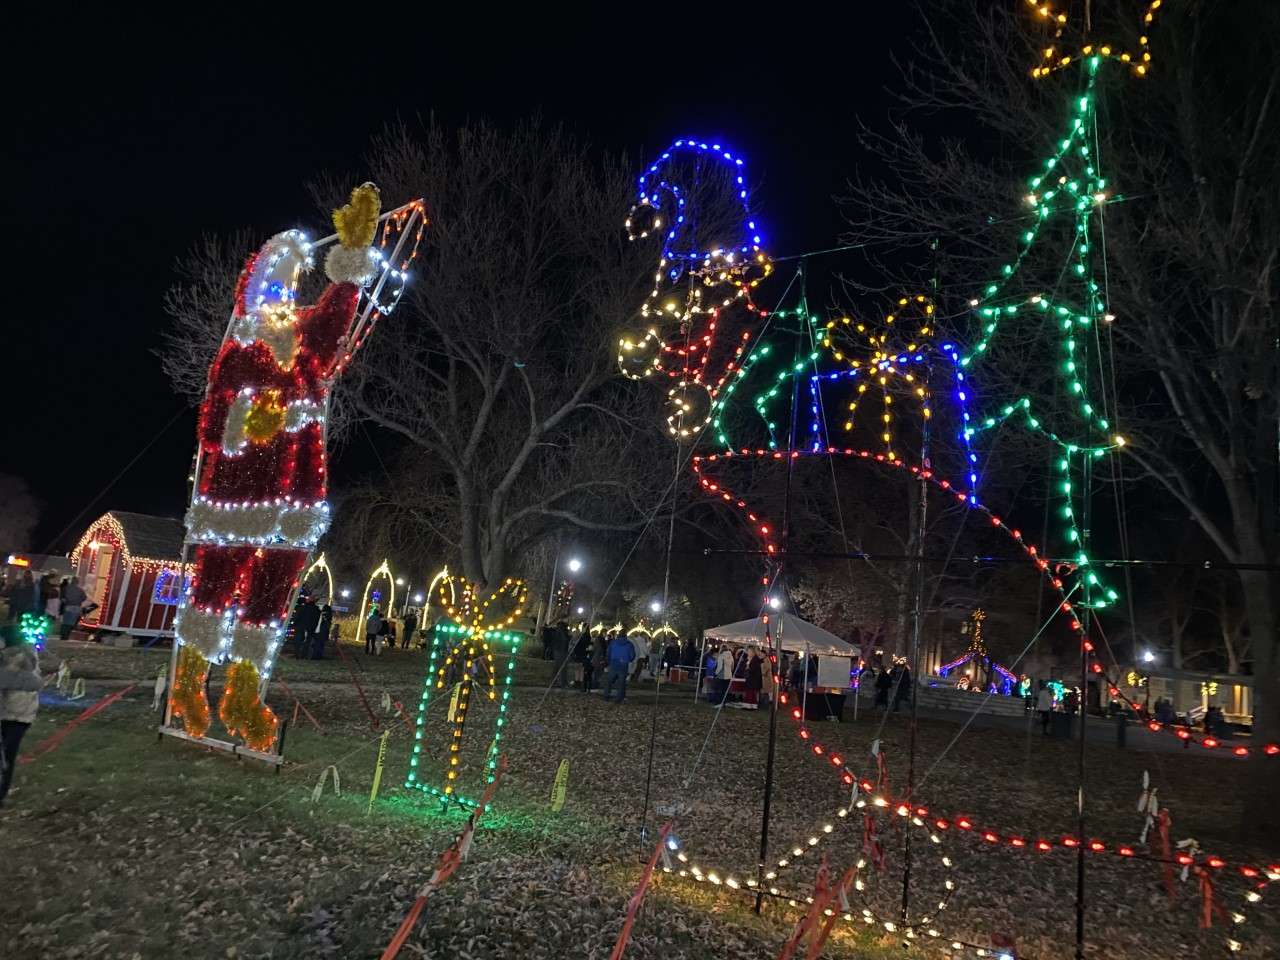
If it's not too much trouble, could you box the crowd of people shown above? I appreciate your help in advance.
[535,621,919,714]
[1,569,90,644]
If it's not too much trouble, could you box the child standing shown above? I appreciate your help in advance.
[0,627,42,805]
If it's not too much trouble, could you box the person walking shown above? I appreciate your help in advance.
[401,607,418,650]
[310,604,332,659]
[1036,682,1054,735]
[604,631,636,703]
[365,607,384,655]
[58,576,86,645]
[0,627,42,806]
[745,648,763,709]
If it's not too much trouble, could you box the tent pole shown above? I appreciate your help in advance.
[754,613,782,913]
[801,638,810,721]
[695,633,707,703]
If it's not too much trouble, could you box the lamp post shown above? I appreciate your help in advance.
[543,550,584,630]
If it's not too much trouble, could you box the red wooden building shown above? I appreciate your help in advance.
[70,511,193,641]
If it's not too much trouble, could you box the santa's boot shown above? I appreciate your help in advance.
[171,644,212,739]
[219,660,279,752]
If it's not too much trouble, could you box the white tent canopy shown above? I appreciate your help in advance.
[704,613,855,656]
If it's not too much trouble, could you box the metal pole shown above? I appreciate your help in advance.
[543,546,561,635]
[754,613,782,914]
[1075,453,1093,960]
[901,403,929,924]
[903,240,938,923]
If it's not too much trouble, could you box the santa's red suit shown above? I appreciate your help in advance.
[175,216,378,670]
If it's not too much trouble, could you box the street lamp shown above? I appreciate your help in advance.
[414,593,424,604]
[768,596,782,610]
[340,587,351,599]
[395,577,405,586]
[576,606,585,615]
[1142,649,1156,663]
[649,600,662,614]
[544,551,585,627]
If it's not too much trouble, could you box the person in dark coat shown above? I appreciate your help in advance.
[58,577,87,644]
[874,667,892,708]
[573,628,593,691]
[789,655,805,693]
[682,637,697,668]
[593,633,609,688]
[893,665,912,711]
[745,649,764,708]
[6,572,36,624]
[550,620,571,688]
[295,597,322,658]
[401,607,418,650]
[663,640,679,676]
[311,604,333,659]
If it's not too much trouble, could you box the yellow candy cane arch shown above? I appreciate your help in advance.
[405,575,527,809]
[354,559,396,647]
[422,564,451,620]
[300,552,335,603]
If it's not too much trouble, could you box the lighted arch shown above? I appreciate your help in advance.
[421,565,450,618]
[355,559,396,647]
[300,552,335,603]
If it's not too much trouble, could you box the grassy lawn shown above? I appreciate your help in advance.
[2,642,1276,958]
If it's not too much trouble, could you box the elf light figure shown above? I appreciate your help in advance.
[618,139,772,441]
[170,184,404,750]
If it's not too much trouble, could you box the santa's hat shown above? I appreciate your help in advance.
[232,183,384,319]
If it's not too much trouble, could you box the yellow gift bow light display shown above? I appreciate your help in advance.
[405,575,527,808]
[1026,0,1161,79]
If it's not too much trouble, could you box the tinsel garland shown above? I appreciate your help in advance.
[171,644,211,738]
[174,605,225,659]
[230,619,278,665]
[219,659,277,751]
[185,498,329,548]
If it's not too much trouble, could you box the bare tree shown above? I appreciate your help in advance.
[161,118,668,590]
[840,0,1280,834]
[0,474,40,551]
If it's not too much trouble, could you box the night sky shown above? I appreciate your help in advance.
[3,11,918,553]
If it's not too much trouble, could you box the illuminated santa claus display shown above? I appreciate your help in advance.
[171,184,388,749]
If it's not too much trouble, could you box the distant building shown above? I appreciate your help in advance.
[69,511,193,642]
[1144,665,1252,724]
